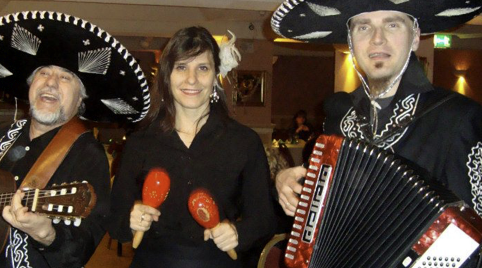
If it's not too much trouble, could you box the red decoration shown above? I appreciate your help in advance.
[188,188,219,229]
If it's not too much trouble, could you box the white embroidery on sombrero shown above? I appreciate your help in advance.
[21,11,30,20]
[39,11,47,19]
[10,24,41,56]
[293,31,332,39]
[73,16,80,25]
[11,13,20,22]
[0,63,13,78]
[389,0,410,4]
[307,2,341,17]
[285,1,293,9]
[436,6,482,17]
[78,47,111,75]
[101,98,138,114]
[104,33,112,43]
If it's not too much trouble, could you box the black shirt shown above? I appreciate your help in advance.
[108,110,276,267]
[0,119,110,268]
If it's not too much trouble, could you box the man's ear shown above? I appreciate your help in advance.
[411,28,421,51]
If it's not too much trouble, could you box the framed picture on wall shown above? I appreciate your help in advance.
[232,70,265,106]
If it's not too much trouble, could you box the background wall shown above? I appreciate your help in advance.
[271,55,334,131]
[433,49,482,104]
[224,39,274,144]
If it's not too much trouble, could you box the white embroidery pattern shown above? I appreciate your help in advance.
[0,119,27,159]
[6,229,32,268]
[340,109,365,140]
[10,23,41,56]
[101,98,138,114]
[376,94,419,149]
[78,47,111,75]
[0,63,13,78]
[467,141,482,216]
[340,94,419,149]
[389,0,410,4]
[436,7,482,17]
[306,3,341,17]
[292,31,332,40]
[271,0,306,36]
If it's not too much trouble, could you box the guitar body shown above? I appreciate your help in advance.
[0,170,16,252]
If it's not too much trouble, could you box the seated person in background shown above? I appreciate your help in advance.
[0,11,149,267]
[289,110,313,142]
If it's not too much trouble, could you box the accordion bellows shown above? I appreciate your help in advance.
[285,135,482,268]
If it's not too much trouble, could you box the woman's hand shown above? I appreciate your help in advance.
[130,203,161,232]
[203,221,238,252]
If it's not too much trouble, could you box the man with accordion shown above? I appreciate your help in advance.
[271,0,482,267]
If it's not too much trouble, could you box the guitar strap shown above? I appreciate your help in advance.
[20,117,89,189]
[0,119,28,163]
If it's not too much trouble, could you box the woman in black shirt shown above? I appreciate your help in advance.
[108,27,276,268]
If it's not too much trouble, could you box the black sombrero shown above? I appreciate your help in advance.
[271,0,482,43]
[0,11,150,123]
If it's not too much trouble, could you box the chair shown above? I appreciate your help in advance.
[257,233,289,268]
[106,175,123,257]
[106,234,123,257]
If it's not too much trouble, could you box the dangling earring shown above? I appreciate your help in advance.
[210,86,219,103]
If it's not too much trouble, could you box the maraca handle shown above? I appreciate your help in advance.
[212,222,238,260]
[132,230,144,248]
[227,248,238,260]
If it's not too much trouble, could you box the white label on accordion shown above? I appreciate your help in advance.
[301,164,332,244]
[409,223,479,268]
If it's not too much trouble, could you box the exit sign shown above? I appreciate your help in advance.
[434,34,451,48]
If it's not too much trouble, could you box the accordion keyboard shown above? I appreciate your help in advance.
[284,135,482,268]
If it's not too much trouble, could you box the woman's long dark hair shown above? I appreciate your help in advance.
[154,26,230,132]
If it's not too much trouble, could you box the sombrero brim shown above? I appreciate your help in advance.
[271,0,482,43]
[0,11,150,123]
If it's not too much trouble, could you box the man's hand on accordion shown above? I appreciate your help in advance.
[275,166,306,216]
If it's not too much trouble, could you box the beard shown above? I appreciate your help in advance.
[30,105,67,126]
[367,62,394,97]
[368,76,392,97]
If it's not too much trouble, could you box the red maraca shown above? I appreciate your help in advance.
[188,188,237,260]
[132,168,170,248]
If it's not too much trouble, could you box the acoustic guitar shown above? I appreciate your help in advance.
[0,169,96,251]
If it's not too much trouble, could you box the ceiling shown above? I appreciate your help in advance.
[0,0,284,39]
[0,0,480,51]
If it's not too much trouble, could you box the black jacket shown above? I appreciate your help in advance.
[108,110,276,267]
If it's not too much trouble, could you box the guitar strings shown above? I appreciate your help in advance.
[0,189,81,206]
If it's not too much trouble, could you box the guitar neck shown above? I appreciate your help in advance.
[0,182,96,220]
[0,189,41,211]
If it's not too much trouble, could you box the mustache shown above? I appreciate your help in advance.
[36,86,60,98]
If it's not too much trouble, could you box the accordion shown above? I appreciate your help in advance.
[285,135,482,268]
